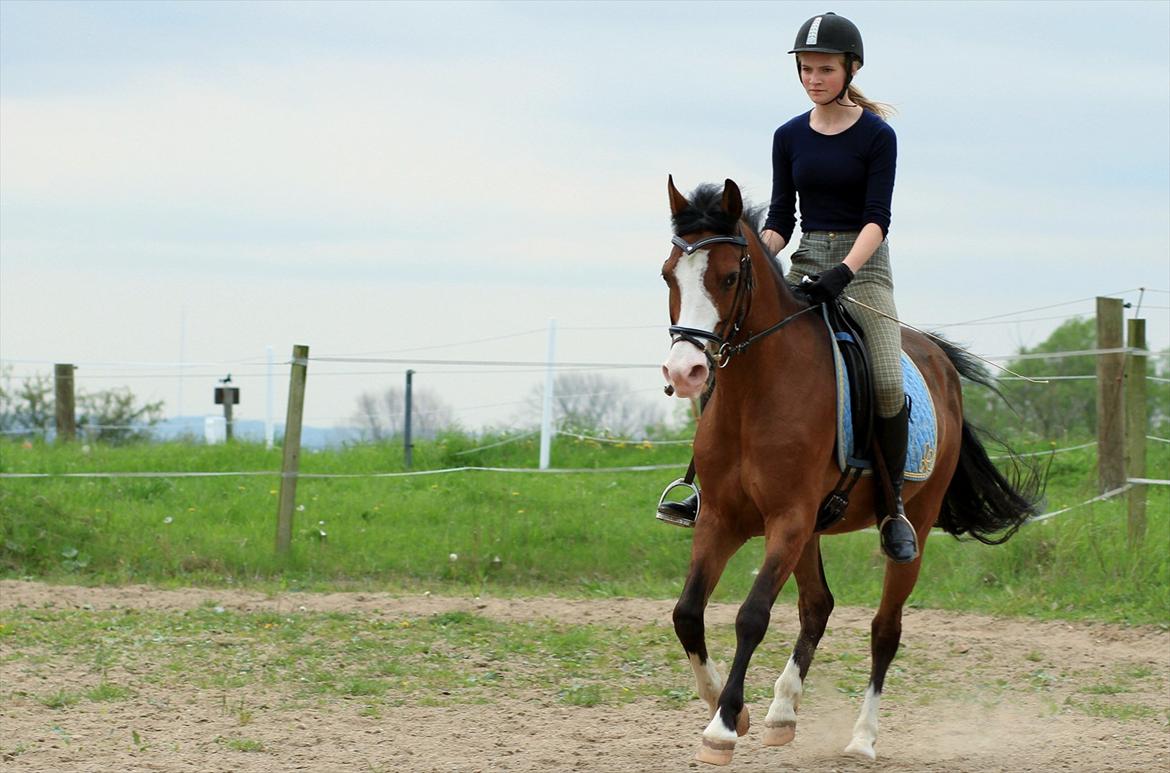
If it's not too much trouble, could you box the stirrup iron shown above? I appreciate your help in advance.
[656,478,700,527]
[878,513,919,564]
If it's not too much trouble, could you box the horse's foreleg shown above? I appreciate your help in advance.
[763,535,833,747]
[674,526,745,727]
[844,519,931,761]
[697,527,803,766]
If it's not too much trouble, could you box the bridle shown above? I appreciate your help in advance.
[668,231,753,369]
[667,230,819,374]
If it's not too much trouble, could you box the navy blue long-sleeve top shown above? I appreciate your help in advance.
[764,109,897,243]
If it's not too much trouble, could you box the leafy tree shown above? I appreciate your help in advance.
[959,317,1169,442]
[518,372,667,438]
[0,366,163,444]
[351,386,457,441]
[77,387,164,444]
[0,368,54,435]
[998,318,1098,440]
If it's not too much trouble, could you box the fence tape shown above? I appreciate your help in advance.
[988,441,1096,460]
[1026,485,1132,524]
[308,355,656,369]
[1128,478,1170,486]
[557,431,692,446]
[451,431,540,456]
[0,463,686,480]
[0,435,1130,478]
[1147,435,1170,444]
[979,347,1153,362]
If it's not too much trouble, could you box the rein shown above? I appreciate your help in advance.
[716,304,820,363]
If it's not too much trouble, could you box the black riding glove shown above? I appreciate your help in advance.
[801,263,855,305]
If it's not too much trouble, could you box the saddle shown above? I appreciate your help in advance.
[816,298,940,531]
[815,299,877,531]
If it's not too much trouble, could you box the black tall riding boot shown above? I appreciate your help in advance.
[875,404,919,564]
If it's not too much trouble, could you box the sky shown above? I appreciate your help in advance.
[1,0,1168,437]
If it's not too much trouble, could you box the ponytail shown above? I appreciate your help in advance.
[795,53,896,121]
[844,84,895,120]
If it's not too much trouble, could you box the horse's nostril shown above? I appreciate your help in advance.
[662,365,672,383]
[687,364,707,383]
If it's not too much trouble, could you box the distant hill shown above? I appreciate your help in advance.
[153,417,361,449]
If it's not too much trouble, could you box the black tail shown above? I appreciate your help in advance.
[933,337,1043,545]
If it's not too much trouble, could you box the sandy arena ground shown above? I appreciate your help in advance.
[1,580,1167,773]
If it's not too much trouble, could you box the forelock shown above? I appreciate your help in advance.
[671,183,767,238]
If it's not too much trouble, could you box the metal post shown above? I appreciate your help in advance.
[177,306,187,422]
[265,345,275,451]
[1126,318,1147,545]
[54,364,76,442]
[276,345,309,555]
[404,369,414,470]
[539,319,556,470]
[1095,297,1125,492]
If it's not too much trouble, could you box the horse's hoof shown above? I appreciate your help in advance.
[762,719,795,746]
[843,738,876,760]
[735,706,750,737]
[695,737,735,766]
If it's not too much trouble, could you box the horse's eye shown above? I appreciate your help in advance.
[723,272,738,289]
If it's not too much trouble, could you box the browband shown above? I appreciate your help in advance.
[671,233,748,255]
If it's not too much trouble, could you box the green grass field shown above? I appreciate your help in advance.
[1,432,1167,625]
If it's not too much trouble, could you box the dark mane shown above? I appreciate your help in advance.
[672,182,778,268]
[672,183,768,240]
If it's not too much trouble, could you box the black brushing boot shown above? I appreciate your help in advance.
[656,493,698,527]
[875,404,919,563]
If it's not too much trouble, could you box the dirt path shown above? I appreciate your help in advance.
[1,580,1167,772]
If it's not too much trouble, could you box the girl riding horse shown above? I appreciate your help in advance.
[659,176,1037,764]
[658,12,918,564]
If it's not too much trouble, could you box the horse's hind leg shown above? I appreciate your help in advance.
[844,509,933,761]
[763,535,833,747]
[673,525,747,742]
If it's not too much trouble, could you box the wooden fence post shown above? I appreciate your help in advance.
[1126,319,1147,545]
[54,364,76,442]
[276,345,309,555]
[1095,297,1125,492]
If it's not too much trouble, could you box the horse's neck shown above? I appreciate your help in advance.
[713,233,827,411]
[745,234,802,330]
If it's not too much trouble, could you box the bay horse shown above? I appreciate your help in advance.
[659,177,1038,765]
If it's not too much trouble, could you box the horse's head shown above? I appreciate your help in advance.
[661,176,753,399]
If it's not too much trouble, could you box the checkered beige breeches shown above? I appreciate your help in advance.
[786,231,906,418]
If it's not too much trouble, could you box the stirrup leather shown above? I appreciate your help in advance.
[656,478,700,527]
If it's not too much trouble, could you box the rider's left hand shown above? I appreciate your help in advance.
[801,263,855,305]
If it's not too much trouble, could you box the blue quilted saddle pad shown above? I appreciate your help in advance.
[831,334,938,482]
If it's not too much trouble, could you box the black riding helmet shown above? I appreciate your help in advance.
[789,12,864,103]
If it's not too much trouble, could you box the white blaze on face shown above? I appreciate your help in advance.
[673,249,719,335]
[663,249,718,397]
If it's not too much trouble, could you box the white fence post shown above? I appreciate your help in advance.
[539,318,557,470]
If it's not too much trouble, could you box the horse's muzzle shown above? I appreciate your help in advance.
[662,345,709,399]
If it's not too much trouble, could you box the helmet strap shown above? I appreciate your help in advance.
[835,53,858,105]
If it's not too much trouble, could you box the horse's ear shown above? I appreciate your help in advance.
[667,175,689,217]
[722,179,743,221]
